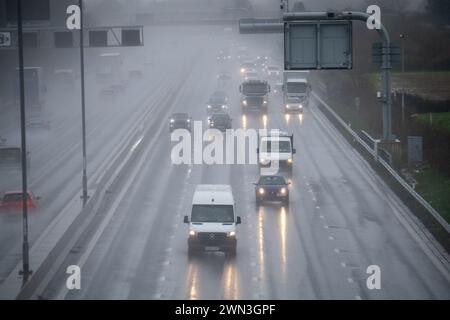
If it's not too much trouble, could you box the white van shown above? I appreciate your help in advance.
[258,130,296,173]
[183,185,241,257]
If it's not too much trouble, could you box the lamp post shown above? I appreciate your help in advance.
[79,0,89,206]
[16,0,32,285]
[400,33,406,125]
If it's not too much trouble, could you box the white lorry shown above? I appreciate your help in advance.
[183,185,241,257]
[283,71,311,113]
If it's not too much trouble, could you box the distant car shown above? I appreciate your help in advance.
[169,113,192,132]
[236,46,249,60]
[273,81,283,94]
[26,116,50,130]
[208,113,232,131]
[254,175,290,206]
[216,50,232,61]
[211,90,228,102]
[217,73,231,81]
[217,73,232,88]
[240,60,256,74]
[207,96,228,115]
[266,66,280,77]
[0,191,40,213]
[255,56,269,68]
[244,70,258,81]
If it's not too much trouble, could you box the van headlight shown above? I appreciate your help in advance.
[263,100,267,104]
[228,231,236,237]
[280,188,287,194]
[170,119,175,123]
[222,105,226,109]
[243,100,247,106]
[287,158,293,164]
[258,188,265,195]
[189,230,196,236]
[207,105,211,109]
[240,68,245,73]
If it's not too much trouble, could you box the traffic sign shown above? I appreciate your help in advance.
[372,42,401,66]
[0,32,12,47]
[284,21,352,70]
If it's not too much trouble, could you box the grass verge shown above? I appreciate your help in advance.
[414,166,450,223]
[416,112,450,132]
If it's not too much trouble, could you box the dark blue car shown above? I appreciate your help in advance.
[254,175,290,206]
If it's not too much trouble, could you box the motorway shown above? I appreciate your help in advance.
[1,25,450,300]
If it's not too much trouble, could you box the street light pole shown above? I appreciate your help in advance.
[17,0,32,285]
[400,33,406,125]
[79,0,89,206]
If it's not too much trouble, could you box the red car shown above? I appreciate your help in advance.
[0,191,39,213]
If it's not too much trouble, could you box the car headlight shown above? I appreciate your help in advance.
[189,230,196,236]
[299,104,303,109]
[210,122,214,127]
[287,158,293,164]
[263,100,267,104]
[228,231,236,237]
[258,188,265,195]
[170,119,174,123]
[222,105,226,109]
[260,158,270,165]
[207,105,211,109]
[240,68,245,73]
[187,119,191,123]
[286,104,290,109]
[280,188,287,194]
[243,100,247,106]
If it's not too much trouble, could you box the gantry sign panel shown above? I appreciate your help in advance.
[0,26,144,49]
[284,21,352,70]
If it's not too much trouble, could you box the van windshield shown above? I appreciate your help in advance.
[260,140,292,153]
[191,205,234,223]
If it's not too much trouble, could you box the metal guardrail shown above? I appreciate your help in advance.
[379,148,392,165]
[312,92,450,234]
[360,130,392,165]
[360,130,375,150]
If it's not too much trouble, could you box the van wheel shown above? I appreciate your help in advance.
[227,246,237,258]
[188,246,198,258]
